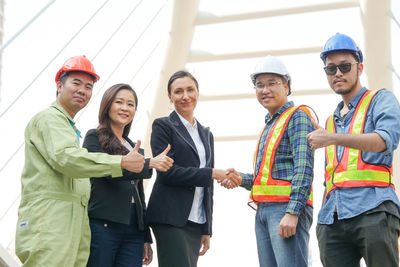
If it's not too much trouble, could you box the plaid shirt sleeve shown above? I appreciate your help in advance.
[285,109,314,215]
[239,172,253,191]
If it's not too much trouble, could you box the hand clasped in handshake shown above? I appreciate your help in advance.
[212,168,242,189]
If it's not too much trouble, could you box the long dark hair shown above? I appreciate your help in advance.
[97,83,138,155]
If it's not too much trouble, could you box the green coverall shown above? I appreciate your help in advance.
[16,102,123,267]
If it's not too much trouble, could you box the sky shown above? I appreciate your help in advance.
[0,0,399,266]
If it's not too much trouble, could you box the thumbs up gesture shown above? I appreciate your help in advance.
[121,140,145,173]
[306,119,334,150]
[149,144,174,172]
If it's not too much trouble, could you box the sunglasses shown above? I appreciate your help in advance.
[324,63,358,75]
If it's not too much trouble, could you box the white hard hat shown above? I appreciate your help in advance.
[250,56,291,90]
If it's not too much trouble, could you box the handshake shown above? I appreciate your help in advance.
[212,168,242,189]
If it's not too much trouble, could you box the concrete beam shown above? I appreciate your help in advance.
[0,245,20,267]
[145,0,200,156]
[188,47,322,62]
[214,135,258,142]
[361,0,392,91]
[199,88,333,101]
[196,0,359,25]
[361,0,399,198]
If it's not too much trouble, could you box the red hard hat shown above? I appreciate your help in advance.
[55,55,100,83]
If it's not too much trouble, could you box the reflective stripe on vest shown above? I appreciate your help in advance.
[249,105,313,207]
[324,89,394,195]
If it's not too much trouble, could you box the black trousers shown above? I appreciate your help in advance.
[152,221,202,267]
[317,211,400,267]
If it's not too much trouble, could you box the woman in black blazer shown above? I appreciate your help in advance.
[83,83,173,267]
[147,71,235,267]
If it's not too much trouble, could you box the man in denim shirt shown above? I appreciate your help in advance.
[308,33,400,267]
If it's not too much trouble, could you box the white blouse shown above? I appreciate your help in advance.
[177,113,206,224]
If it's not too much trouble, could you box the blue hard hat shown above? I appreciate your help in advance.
[320,33,363,63]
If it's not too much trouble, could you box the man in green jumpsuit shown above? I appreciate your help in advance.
[15,55,145,266]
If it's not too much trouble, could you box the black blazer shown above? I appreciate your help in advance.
[147,111,214,235]
[82,129,153,243]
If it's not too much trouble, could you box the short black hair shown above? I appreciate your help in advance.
[56,71,96,96]
[58,71,96,84]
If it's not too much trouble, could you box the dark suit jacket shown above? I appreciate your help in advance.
[82,129,153,243]
[147,111,214,235]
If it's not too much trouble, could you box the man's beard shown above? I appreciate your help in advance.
[333,70,359,95]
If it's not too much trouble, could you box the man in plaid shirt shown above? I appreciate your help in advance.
[225,56,314,267]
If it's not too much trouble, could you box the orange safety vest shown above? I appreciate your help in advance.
[249,105,314,207]
[324,89,394,195]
